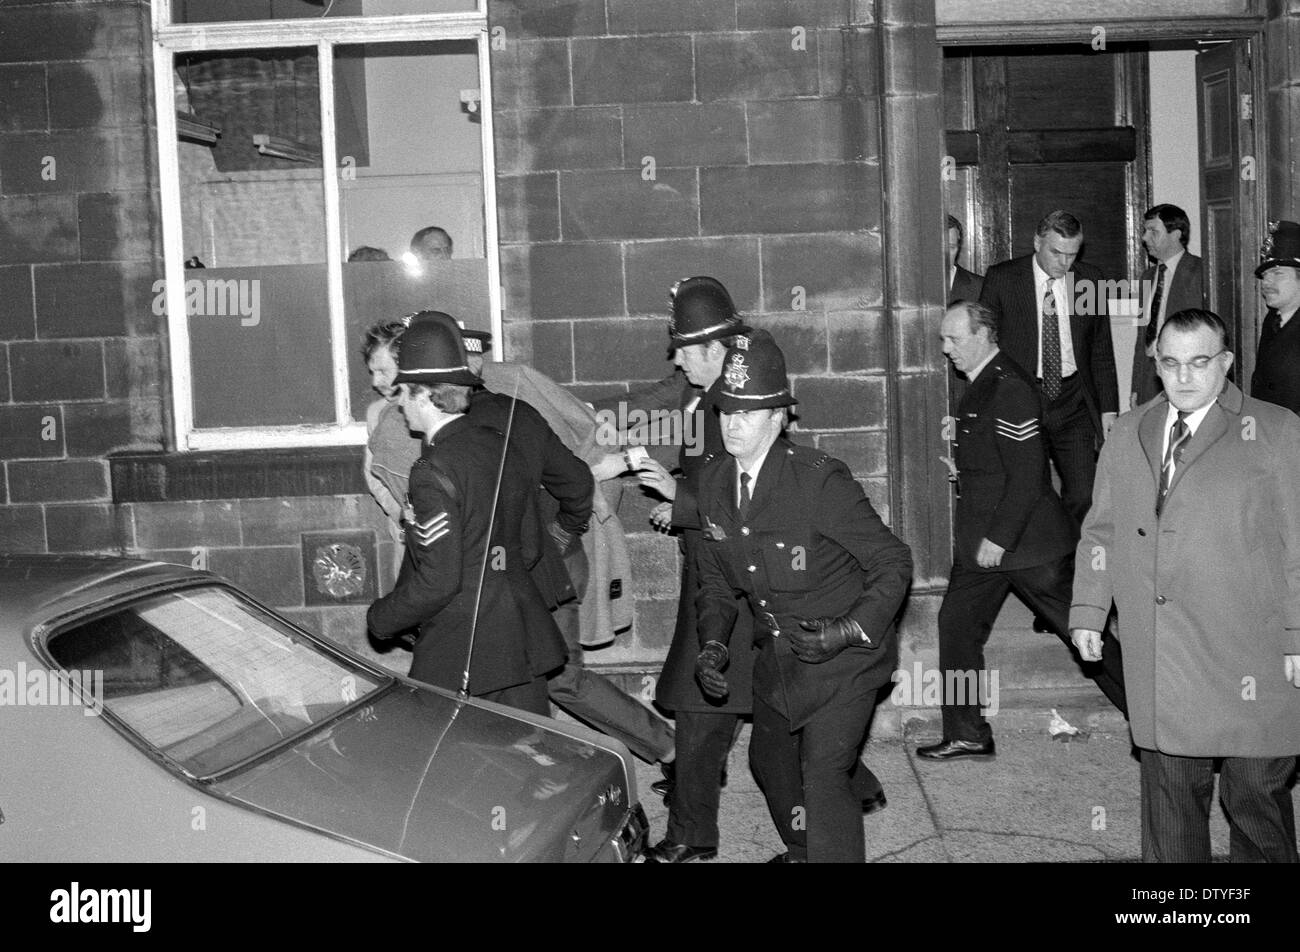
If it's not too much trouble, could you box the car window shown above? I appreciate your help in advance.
[48,586,388,778]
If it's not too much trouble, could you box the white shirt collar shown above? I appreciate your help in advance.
[1158,248,1185,275]
[423,412,462,442]
[1032,256,1055,290]
[737,444,775,501]
[1163,398,1214,438]
[965,348,999,383]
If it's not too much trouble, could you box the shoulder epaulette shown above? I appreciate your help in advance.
[787,444,832,469]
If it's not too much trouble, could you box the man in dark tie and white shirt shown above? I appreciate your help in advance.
[979,210,1120,530]
[1130,204,1206,409]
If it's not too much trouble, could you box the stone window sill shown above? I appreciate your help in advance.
[110,447,367,503]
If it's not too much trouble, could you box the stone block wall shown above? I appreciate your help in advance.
[0,0,165,552]
[488,0,903,665]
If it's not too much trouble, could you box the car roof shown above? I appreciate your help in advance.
[0,554,210,635]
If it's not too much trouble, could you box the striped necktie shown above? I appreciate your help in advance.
[1041,283,1062,401]
[1143,263,1167,348]
[1157,411,1191,516]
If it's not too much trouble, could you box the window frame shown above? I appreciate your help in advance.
[151,5,501,451]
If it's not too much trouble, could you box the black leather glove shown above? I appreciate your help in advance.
[790,616,871,663]
[694,640,730,699]
[547,520,582,557]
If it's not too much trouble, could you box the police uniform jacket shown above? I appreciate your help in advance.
[468,388,594,609]
[367,415,566,696]
[952,350,1075,571]
[695,438,913,728]
[1251,307,1300,415]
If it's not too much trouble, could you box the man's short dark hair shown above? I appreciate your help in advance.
[1144,204,1191,248]
[409,381,470,414]
[1036,210,1083,240]
[1159,308,1231,351]
[946,214,963,239]
[951,300,999,343]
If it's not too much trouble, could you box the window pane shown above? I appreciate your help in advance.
[48,587,387,779]
[174,47,335,427]
[171,0,476,25]
[334,40,491,422]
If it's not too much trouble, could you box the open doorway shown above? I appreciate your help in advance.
[941,36,1262,404]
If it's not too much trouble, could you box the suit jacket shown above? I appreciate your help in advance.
[694,438,913,727]
[367,416,566,696]
[979,255,1119,440]
[952,350,1075,571]
[1130,253,1206,406]
[949,264,983,306]
[1251,308,1300,416]
[1069,382,1300,756]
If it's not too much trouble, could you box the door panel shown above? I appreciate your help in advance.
[1197,40,1258,377]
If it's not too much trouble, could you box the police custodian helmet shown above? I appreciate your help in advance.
[668,276,752,352]
[714,328,798,413]
[1256,219,1300,278]
[393,310,482,387]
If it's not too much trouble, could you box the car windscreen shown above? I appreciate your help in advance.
[47,586,389,778]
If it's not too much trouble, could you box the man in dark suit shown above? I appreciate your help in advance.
[1130,204,1206,408]
[1072,308,1300,862]
[979,210,1120,528]
[367,312,565,715]
[917,303,1125,761]
[947,214,983,305]
[692,330,913,863]
[1251,219,1300,415]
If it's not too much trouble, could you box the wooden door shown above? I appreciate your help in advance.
[1196,39,1259,380]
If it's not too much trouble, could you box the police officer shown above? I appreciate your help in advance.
[366,311,565,715]
[693,330,913,863]
[918,302,1125,761]
[629,277,758,862]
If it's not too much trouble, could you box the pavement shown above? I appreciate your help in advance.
[627,717,1300,863]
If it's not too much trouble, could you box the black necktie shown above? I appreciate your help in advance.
[1144,263,1167,348]
[1041,284,1062,402]
[738,471,752,522]
[1263,309,1282,342]
[1157,411,1191,516]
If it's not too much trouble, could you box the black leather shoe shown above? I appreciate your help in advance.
[916,738,996,761]
[649,761,675,801]
[766,852,805,863]
[861,790,888,815]
[1032,615,1054,634]
[644,839,717,863]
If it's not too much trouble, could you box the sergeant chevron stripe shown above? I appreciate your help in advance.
[995,417,1039,441]
[414,511,450,546]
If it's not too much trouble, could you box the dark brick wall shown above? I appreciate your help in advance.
[489,0,897,659]
[0,0,164,553]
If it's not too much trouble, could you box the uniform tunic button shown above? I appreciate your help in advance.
[1155,595,1167,605]
[747,565,757,573]
[741,527,750,536]
[758,599,768,607]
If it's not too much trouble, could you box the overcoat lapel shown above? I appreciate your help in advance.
[1137,398,1168,491]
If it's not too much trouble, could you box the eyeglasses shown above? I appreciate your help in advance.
[1156,349,1227,373]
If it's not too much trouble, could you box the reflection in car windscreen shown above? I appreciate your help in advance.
[49,587,387,777]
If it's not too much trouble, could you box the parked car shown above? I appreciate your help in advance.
[0,554,647,862]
